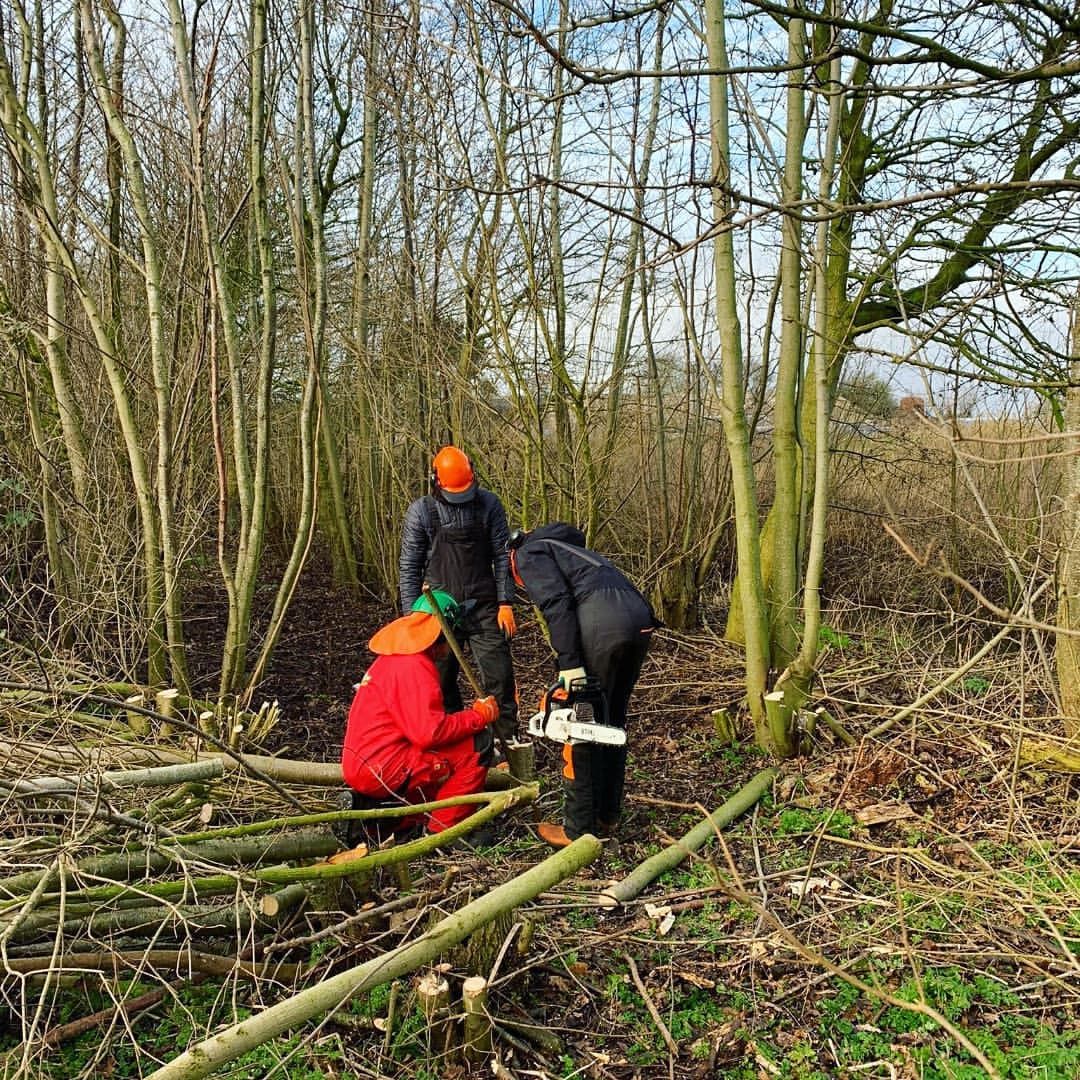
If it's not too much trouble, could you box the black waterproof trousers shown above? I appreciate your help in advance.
[563,587,654,839]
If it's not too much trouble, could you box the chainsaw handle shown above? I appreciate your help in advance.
[542,681,567,721]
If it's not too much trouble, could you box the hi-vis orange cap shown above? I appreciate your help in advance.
[368,611,442,655]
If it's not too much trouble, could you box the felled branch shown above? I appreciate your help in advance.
[600,768,776,906]
[146,835,602,1080]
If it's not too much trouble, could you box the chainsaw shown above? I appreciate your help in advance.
[526,677,626,746]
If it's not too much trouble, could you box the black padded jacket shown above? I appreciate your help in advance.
[398,489,513,613]
[513,523,656,669]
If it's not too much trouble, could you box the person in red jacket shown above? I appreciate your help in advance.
[339,590,498,844]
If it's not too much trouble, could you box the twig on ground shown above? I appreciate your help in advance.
[625,953,678,1057]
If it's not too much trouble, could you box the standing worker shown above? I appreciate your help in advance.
[508,523,657,847]
[399,446,518,759]
[339,589,499,845]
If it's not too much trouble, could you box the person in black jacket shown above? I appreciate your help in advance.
[399,446,517,752]
[508,523,656,847]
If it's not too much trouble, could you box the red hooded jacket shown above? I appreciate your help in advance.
[342,651,488,797]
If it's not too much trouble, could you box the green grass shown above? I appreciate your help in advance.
[1,981,350,1079]
[774,805,858,839]
[702,966,1079,1080]
[564,905,599,930]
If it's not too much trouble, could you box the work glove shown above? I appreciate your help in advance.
[472,695,499,725]
[558,667,587,690]
[497,605,517,639]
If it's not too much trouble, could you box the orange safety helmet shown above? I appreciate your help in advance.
[431,446,476,503]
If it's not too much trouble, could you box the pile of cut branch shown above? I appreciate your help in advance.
[0,678,575,1078]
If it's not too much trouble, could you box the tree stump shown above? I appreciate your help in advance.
[125,694,149,736]
[505,740,535,783]
[462,976,492,1062]
[450,909,514,976]
[416,971,455,1061]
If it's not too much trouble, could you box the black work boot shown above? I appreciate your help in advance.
[436,824,498,851]
[331,787,359,848]
[594,817,619,838]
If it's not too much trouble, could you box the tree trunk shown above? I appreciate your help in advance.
[1056,285,1080,739]
[82,0,189,692]
[704,0,772,745]
[0,40,168,685]
[246,0,341,690]
[769,15,807,671]
[776,48,844,706]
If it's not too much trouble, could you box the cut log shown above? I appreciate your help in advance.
[4,950,303,981]
[600,768,777,906]
[0,740,355,787]
[257,883,308,920]
[0,828,340,902]
[2,785,536,904]
[1018,737,1080,773]
[11,883,308,945]
[3,759,223,797]
[145,835,602,1080]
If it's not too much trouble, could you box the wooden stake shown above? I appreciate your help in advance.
[462,975,492,1062]
[125,694,149,736]
[416,971,454,1059]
